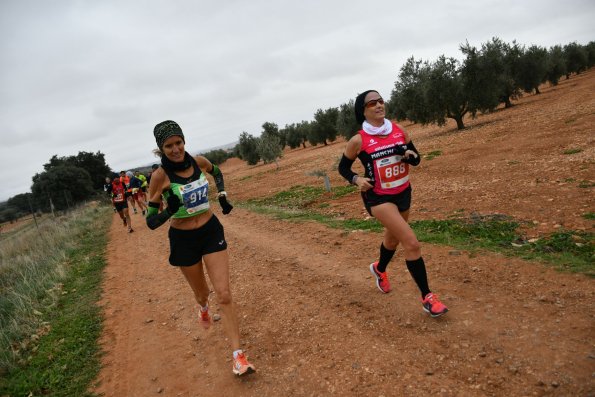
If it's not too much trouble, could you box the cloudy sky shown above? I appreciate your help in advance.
[1,0,593,201]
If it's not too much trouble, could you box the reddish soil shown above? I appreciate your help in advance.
[94,70,594,396]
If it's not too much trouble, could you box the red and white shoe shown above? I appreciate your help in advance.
[232,351,256,376]
[422,293,448,317]
[199,307,211,330]
[370,262,391,293]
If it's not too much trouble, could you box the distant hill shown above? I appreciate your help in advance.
[196,141,238,154]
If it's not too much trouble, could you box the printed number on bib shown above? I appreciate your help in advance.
[375,155,409,189]
[179,178,210,214]
[114,193,124,202]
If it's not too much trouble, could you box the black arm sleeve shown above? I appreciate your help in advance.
[146,209,173,230]
[402,141,421,166]
[208,164,225,192]
[145,201,177,230]
[338,154,357,184]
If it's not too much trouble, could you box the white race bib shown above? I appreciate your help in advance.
[178,177,210,214]
[375,155,409,189]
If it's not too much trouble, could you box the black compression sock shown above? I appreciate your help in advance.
[377,243,396,273]
[406,257,431,298]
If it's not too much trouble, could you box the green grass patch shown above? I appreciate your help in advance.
[583,212,595,220]
[239,187,594,276]
[413,217,593,275]
[424,150,442,160]
[242,203,384,232]
[0,205,111,396]
[578,180,594,188]
[563,148,582,155]
[246,184,357,209]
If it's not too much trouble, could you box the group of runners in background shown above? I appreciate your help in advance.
[103,167,157,233]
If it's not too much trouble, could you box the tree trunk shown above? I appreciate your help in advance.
[302,142,306,149]
[535,86,541,94]
[504,97,513,108]
[454,116,465,130]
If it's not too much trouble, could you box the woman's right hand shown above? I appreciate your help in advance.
[166,190,182,214]
[354,176,374,192]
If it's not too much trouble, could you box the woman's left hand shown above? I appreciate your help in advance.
[403,150,418,160]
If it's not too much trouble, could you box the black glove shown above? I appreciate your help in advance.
[394,144,408,156]
[166,190,181,215]
[218,193,233,215]
[401,154,420,166]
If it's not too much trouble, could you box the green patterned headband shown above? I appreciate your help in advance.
[154,120,185,149]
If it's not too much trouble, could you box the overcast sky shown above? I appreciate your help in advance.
[1,0,593,201]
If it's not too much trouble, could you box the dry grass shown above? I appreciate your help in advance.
[0,206,108,372]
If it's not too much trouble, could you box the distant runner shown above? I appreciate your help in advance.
[111,177,133,233]
[145,120,255,376]
[134,170,148,204]
[126,171,148,215]
[119,170,137,214]
[104,176,116,212]
[338,89,448,317]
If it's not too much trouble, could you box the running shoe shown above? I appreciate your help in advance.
[123,218,127,226]
[133,208,138,214]
[369,262,391,293]
[128,228,134,233]
[199,307,211,330]
[232,351,256,376]
[422,293,448,317]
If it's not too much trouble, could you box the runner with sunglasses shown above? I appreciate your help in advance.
[146,120,255,376]
[338,90,448,317]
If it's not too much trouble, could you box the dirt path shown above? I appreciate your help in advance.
[94,206,593,397]
[95,71,594,396]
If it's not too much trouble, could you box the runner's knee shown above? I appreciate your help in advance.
[401,236,421,254]
[214,288,232,305]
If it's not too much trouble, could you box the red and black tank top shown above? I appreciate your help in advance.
[111,182,127,202]
[357,123,410,195]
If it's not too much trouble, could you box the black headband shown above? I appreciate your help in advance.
[154,120,185,149]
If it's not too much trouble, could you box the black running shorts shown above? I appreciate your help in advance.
[168,215,227,266]
[361,185,412,216]
[114,201,128,212]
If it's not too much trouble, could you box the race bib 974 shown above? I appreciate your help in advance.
[179,178,210,214]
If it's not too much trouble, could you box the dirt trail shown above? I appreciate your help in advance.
[95,71,594,396]
[95,207,593,397]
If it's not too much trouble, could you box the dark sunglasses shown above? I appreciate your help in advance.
[364,98,384,108]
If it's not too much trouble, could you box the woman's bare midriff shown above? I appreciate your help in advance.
[170,209,213,230]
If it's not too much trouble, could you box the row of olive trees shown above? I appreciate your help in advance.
[0,151,112,223]
[234,38,593,165]
[235,106,346,165]
[390,39,594,130]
